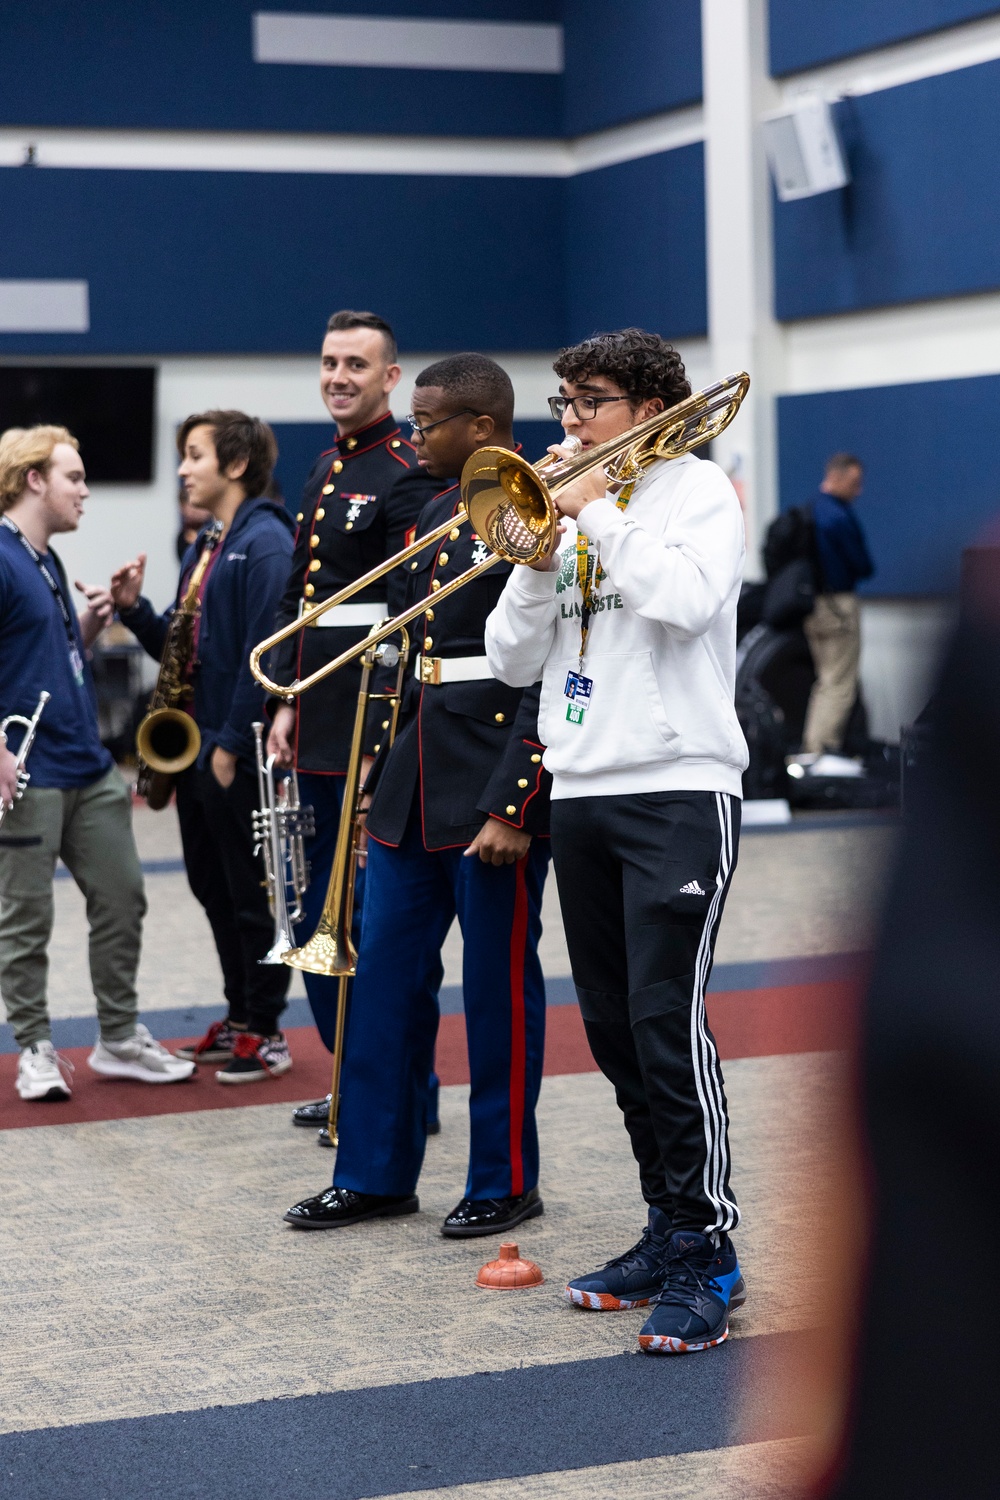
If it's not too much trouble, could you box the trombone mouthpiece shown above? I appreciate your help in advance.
[561,436,583,457]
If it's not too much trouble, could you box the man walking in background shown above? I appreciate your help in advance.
[801,453,875,757]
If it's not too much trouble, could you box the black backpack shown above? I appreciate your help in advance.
[761,504,819,627]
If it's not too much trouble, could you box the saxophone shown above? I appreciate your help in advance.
[135,522,223,810]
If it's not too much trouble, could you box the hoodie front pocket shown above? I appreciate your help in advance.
[541,652,678,777]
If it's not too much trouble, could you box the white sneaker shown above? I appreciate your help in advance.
[88,1023,196,1084]
[16,1040,73,1101]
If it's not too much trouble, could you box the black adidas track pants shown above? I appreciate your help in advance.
[550,790,741,1234]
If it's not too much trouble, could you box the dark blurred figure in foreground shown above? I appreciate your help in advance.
[827,542,1000,1497]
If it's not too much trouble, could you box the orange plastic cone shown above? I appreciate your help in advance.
[476,1241,544,1290]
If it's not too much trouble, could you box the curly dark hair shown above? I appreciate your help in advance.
[553,328,691,409]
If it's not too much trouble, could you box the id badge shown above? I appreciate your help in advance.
[564,669,593,724]
[69,646,85,686]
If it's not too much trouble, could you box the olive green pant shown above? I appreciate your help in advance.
[0,767,147,1048]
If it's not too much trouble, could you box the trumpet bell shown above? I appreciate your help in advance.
[136,707,201,775]
[462,448,556,564]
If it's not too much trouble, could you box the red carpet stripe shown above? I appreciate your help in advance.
[0,978,861,1132]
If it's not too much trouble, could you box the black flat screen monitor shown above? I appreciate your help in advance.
[0,366,156,482]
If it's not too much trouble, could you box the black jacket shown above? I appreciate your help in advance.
[123,497,295,768]
[268,412,438,774]
[365,481,551,851]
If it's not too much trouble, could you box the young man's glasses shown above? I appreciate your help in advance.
[406,409,478,438]
[548,394,630,422]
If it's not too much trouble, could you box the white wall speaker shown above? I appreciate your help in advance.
[763,95,850,202]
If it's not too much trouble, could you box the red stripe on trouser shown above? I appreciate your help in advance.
[508,856,529,1197]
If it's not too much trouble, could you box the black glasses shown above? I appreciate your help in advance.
[547,394,630,421]
[406,408,478,438]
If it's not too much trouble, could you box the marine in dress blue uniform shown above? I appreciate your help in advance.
[284,354,552,1237]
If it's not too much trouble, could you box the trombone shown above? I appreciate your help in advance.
[248,371,750,699]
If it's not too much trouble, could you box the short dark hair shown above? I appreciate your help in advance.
[825,452,863,475]
[414,353,515,429]
[553,328,691,409]
[325,308,398,363]
[176,411,278,499]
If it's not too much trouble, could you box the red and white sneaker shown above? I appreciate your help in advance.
[175,1019,244,1065]
[215,1031,292,1084]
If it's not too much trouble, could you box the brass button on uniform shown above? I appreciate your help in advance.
[424,637,433,650]
[305,583,315,597]
[382,719,390,729]
[506,804,516,815]
[410,560,419,570]
[438,552,449,566]
[296,511,303,521]
[346,437,357,449]
[449,527,460,540]
[530,753,541,763]
[309,559,321,572]
[391,439,401,448]
[424,608,434,622]
[322,484,335,495]
[315,507,325,520]
[373,743,380,752]
[494,712,505,723]
[431,579,441,592]
[345,522,353,530]
[518,778,528,788]
[332,460,343,474]
[310,534,321,548]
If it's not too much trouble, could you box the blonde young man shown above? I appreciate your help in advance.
[485,330,748,1356]
[0,426,193,1099]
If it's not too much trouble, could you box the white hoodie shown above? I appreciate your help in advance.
[484,451,749,800]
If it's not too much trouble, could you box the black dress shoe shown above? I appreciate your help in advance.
[292,1095,332,1127]
[284,1185,419,1230]
[441,1186,543,1238]
[427,1119,441,1136]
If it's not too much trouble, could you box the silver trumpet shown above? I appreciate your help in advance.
[0,691,50,829]
[252,722,315,964]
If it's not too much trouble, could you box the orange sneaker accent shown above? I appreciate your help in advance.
[476,1241,543,1290]
[638,1327,729,1355]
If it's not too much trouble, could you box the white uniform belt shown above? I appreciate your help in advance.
[300,600,388,627]
[416,654,493,685]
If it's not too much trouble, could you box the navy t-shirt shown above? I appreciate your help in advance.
[0,523,113,789]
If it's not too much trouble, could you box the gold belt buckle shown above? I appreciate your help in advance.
[419,655,442,685]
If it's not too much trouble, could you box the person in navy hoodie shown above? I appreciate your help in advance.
[112,411,296,1083]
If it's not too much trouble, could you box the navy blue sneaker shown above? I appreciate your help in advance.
[638,1229,746,1354]
[564,1207,673,1310]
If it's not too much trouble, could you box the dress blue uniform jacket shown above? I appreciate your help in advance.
[121,497,294,769]
[267,412,438,774]
[365,480,552,850]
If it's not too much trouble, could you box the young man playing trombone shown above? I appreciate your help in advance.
[284,354,552,1237]
[485,330,749,1354]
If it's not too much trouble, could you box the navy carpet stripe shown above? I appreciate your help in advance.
[0,1335,807,1500]
[0,956,866,1054]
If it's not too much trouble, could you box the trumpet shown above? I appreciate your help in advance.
[0,691,50,829]
[251,723,315,965]
[248,372,750,699]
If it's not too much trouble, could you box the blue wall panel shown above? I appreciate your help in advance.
[0,168,565,355]
[271,417,562,512]
[563,0,702,134]
[565,144,707,343]
[773,61,1000,321]
[777,376,1000,596]
[0,1,562,138]
[770,0,1000,75]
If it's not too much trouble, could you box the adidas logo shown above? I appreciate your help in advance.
[679,880,706,896]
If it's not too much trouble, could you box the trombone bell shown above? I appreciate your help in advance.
[462,449,556,564]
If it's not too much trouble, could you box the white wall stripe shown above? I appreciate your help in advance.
[253,11,564,75]
[0,108,704,180]
[777,10,1000,102]
[0,280,89,333]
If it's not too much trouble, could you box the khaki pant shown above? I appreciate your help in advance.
[802,593,861,755]
[0,767,146,1048]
